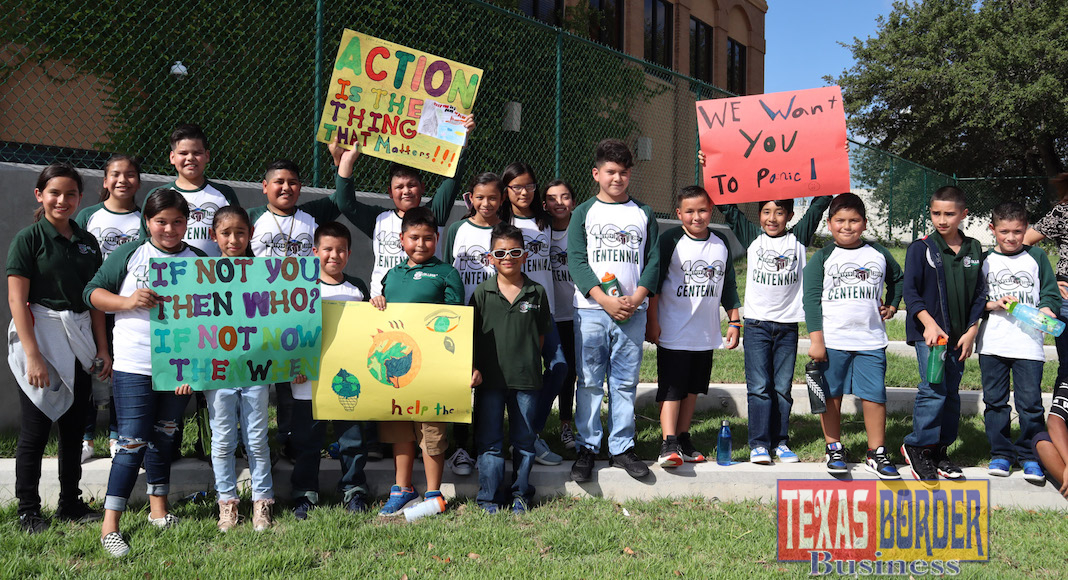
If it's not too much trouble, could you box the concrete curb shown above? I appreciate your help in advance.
[644,340,1060,360]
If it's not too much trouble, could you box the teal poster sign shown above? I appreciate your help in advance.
[148,257,323,391]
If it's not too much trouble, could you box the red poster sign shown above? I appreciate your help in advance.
[696,86,850,204]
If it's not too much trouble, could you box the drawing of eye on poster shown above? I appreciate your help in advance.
[312,301,473,423]
[417,100,470,146]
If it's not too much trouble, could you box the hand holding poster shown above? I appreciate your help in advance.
[696,86,849,204]
[316,30,482,178]
[149,257,322,391]
[313,301,473,423]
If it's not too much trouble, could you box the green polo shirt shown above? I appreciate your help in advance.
[472,274,551,390]
[381,256,464,305]
[931,230,984,339]
[6,219,102,313]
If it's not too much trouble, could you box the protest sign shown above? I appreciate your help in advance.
[316,30,482,178]
[149,257,322,391]
[313,301,473,423]
[696,86,849,204]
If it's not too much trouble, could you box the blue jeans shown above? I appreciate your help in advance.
[979,354,1045,462]
[904,342,965,448]
[534,320,568,432]
[573,308,646,455]
[105,371,191,512]
[1055,300,1068,384]
[475,387,538,507]
[205,385,273,502]
[743,319,798,449]
[289,400,368,503]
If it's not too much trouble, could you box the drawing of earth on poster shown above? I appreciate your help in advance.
[313,301,472,422]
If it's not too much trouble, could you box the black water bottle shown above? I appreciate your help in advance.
[805,360,828,414]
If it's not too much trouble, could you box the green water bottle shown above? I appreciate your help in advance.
[927,336,947,385]
[600,273,627,323]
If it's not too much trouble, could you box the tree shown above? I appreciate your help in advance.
[835,0,1068,186]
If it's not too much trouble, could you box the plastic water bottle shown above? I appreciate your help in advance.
[403,496,446,522]
[716,420,732,466]
[926,336,948,384]
[1007,301,1066,336]
[804,360,828,414]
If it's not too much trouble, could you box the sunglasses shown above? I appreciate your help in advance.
[489,248,526,259]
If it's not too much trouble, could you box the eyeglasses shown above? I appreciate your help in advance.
[489,248,526,259]
[507,183,537,193]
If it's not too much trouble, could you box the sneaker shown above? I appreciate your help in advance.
[1022,461,1046,483]
[109,439,119,458]
[81,440,94,463]
[217,501,240,532]
[825,442,848,474]
[147,512,180,528]
[56,499,103,523]
[900,444,938,482]
[865,447,901,479]
[609,448,650,479]
[570,446,595,483]
[657,439,683,468]
[534,437,563,466]
[511,497,528,514]
[292,497,315,520]
[774,444,799,464]
[560,423,576,450]
[480,503,499,514]
[934,446,964,479]
[345,494,368,513]
[678,432,706,463]
[18,512,49,534]
[988,458,1012,477]
[100,531,131,558]
[750,446,772,465]
[447,448,475,476]
[252,499,273,531]
[379,485,420,517]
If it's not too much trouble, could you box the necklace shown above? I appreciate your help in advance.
[269,210,297,256]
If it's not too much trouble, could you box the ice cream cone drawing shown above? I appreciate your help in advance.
[332,368,361,411]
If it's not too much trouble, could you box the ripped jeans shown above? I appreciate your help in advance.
[104,371,191,512]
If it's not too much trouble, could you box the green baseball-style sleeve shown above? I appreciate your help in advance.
[443,266,465,305]
[298,172,359,223]
[344,274,370,301]
[802,245,831,331]
[637,202,660,295]
[1030,245,1063,311]
[247,205,266,225]
[873,242,904,308]
[791,195,832,246]
[428,152,467,226]
[443,219,461,264]
[211,181,242,208]
[655,227,684,293]
[74,203,101,230]
[719,203,761,248]
[714,230,742,310]
[337,175,382,237]
[82,239,139,309]
[567,200,598,297]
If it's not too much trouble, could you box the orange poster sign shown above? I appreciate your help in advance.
[696,86,849,204]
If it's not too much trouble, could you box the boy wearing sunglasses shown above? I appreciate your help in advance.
[470,223,552,513]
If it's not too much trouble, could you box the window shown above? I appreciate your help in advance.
[588,0,624,50]
[727,37,747,95]
[519,0,563,26]
[690,17,713,82]
[644,0,673,68]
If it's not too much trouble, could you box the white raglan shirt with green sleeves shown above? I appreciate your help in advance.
[550,227,575,322]
[568,196,660,310]
[443,218,495,302]
[976,246,1060,361]
[654,227,740,351]
[292,274,368,400]
[146,180,241,257]
[249,176,359,257]
[802,242,904,352]
[513,216,555,316]
[82,239,207,376]
[75,202,141,260]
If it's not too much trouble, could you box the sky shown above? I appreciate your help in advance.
[763,0,895,94]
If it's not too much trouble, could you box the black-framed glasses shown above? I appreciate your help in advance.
[507,183,537,193]
[490,248,526,259]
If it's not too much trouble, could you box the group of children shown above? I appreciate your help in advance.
[9,123,1068,558]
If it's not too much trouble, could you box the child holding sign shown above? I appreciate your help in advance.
[84,189,207,557]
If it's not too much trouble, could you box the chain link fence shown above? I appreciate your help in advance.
[1,0,1043,239]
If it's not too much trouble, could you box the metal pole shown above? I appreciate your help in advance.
[887,159,894,241]
[555,30,562,179]
[312,0,325,187]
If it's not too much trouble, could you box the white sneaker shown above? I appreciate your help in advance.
[147,512,180,528]
[447,448,474,476]
[750,447,772,465]
[81,441,94,463]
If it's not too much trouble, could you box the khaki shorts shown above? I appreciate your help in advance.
[378,421,448,456]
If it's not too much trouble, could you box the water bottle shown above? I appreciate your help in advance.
[716,420,732,466]
[926,336,948,384]
[1006,300,1066,336]
[804,360,828,414]
[403,496,446,522]
[600,273,628,324]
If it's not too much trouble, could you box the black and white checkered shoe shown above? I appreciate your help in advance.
[147,512,180,528]
[101,532,130,557]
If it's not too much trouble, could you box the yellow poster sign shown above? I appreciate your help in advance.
[316,29,483,178]
[312,301,473,422]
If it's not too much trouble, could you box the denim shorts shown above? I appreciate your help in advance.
[825,348,887,403]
